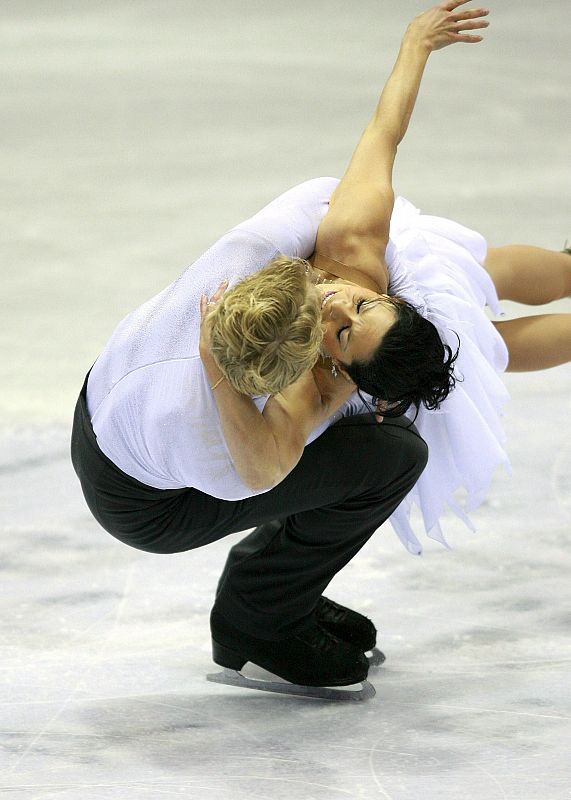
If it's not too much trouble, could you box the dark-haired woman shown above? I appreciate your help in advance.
[204,0,570,555]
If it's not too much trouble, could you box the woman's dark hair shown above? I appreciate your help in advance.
[342,297,460,421]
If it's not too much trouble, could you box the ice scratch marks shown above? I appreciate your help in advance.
[551,444,571,519]
[128,694,266,753]
[463,758,508,800]
[386,699,571,721]
[368,746,510,800]
[6,562,137,776]
[22,777,363,799]
[368,740,396,800]
[370,658,571,682]
[103,562,136,645]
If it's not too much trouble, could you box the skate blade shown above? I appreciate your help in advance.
[206,667,376,702]
[367,647,386,668]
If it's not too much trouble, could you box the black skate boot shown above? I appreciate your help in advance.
[316,596,385,667]
[207,606,375,701]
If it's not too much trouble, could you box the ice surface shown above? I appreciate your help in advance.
[2,1,570,797]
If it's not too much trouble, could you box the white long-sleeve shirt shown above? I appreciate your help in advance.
[86,177,369,499]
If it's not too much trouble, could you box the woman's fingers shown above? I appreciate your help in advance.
[442,0,472,10]
[410,2,490,52]
[451,32,484,43]
[454,19,490,32]
[451,7,489,22]
[443,0,491,22]
[450,7,490,33]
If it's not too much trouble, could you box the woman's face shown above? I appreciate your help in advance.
[314,280,397,369]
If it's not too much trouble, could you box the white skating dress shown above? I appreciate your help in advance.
[384,196,511,555]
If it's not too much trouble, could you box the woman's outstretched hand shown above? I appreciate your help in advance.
[407,0,490,52]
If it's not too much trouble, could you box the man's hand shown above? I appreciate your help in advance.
[273,357,356,429]
[262,363,356,488]
[311,357,358,417]
[199,279,229,374]
[407,1,490,52]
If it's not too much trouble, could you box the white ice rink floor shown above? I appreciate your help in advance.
[2,2,571,798]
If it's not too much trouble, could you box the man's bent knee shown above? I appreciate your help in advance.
[407,429,429,477]
[383,418,428,478]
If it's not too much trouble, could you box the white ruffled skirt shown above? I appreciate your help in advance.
[385,196,510,555]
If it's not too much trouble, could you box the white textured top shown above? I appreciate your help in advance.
[86,177,370,499]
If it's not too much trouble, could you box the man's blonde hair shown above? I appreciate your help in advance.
[206,256,323,395]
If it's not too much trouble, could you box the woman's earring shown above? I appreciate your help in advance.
[331,361,338,379]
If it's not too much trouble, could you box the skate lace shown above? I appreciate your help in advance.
[318,597,347,624]
[296,623,340,654]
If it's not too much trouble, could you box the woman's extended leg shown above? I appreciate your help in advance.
[493,315,571,371]
[484,246,571,371]
[484,245,571,304]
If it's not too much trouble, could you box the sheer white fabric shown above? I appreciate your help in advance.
[385,196,510,555]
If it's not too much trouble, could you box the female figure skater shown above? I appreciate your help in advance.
[203,1,571,555]
[71,2,570,700]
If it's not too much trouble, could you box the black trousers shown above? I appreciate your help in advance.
[71,374,428,640]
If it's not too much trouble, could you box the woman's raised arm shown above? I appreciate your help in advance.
[313,1,490,279]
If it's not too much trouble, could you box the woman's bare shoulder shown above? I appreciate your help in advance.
[310,250,389,295]
[310,177,393,294]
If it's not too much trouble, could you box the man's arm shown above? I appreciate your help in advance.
[315,2,490,267]
[200,284,356,491]
[203,354,355,492]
